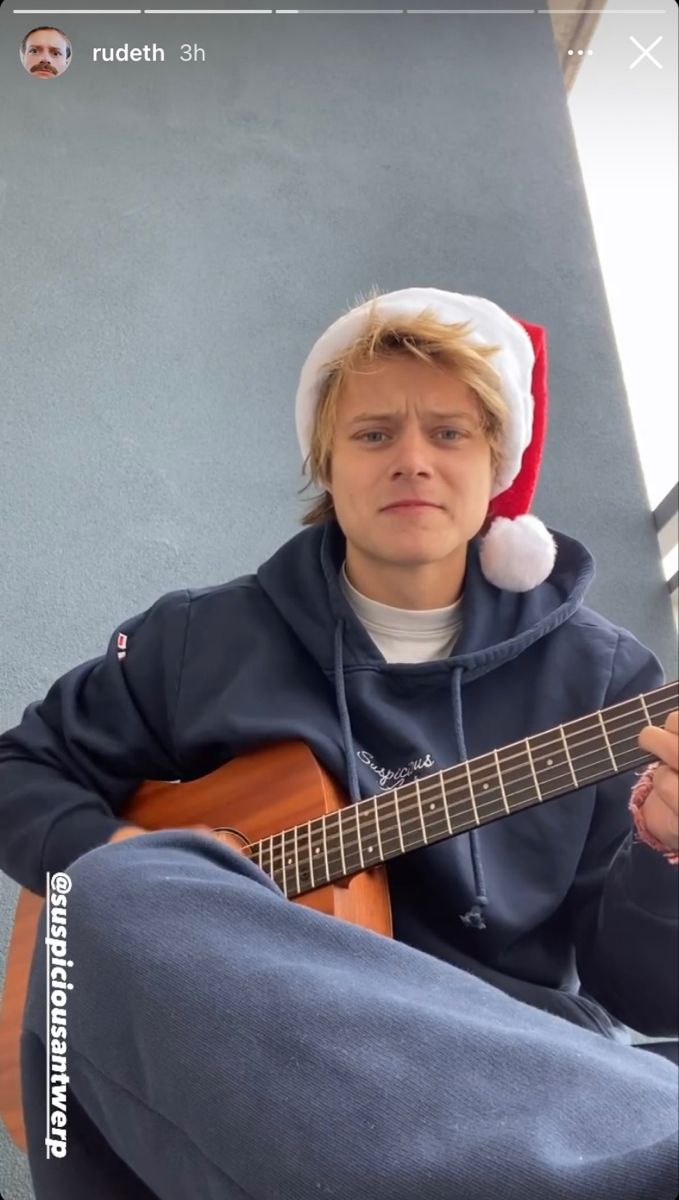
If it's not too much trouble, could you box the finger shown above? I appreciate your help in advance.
[638,725,679,771]
[644,785,679,851]
[651,766,679,817]
[639,709,677,747]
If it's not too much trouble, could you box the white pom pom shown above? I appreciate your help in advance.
[479,515,557,592]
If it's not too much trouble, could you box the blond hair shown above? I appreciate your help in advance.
[297,286,510,529]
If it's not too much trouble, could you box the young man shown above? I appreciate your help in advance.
[1,287,677,1199]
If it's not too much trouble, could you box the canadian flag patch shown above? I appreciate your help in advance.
[117,632,128,660]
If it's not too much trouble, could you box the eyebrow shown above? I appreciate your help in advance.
[346,410,477,426]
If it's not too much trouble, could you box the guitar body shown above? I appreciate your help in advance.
[0,740,392,1150]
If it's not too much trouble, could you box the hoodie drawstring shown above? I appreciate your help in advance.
[333,620,363,805]
[450,668,489,931]
[332,618,489,931]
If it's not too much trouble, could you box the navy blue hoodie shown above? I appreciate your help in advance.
[1,520,676,1039]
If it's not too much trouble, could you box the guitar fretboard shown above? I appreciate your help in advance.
[244,681,677,900]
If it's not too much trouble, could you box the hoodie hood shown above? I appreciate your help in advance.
[257,519,596,930]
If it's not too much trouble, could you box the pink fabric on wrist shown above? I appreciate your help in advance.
[629,762,679,866]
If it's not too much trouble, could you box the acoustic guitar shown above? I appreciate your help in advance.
[1,680,676,1150]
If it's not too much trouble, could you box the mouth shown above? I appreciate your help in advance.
[381,503,443,515]
[382,501,441,510]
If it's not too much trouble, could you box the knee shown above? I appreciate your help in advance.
[59,835,143,931]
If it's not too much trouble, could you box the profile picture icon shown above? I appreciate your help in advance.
[20,27,72,78]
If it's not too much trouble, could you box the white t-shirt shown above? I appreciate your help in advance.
[339,561,463,664]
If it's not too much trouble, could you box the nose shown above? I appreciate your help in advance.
[388,425,434,478]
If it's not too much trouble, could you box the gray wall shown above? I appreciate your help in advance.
[1,2,675,1194]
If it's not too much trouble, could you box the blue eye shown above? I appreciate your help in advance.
[356,429,465,443]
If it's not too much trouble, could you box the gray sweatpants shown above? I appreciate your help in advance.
[20,830,679,1199]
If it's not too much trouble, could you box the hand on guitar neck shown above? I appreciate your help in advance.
[107,824,248,855]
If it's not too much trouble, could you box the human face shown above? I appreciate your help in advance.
[22,30,70,77]
[326,354,494,609]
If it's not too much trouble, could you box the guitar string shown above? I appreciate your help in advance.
[245,687,676,874]
[270,689,675,840]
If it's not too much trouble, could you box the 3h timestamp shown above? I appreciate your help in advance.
[180,44,206,62]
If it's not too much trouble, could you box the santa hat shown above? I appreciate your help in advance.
[294,286,557,593]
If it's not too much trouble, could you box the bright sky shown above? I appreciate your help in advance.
[566,4,677,572]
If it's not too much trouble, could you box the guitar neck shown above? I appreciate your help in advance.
[244,680,678,900]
